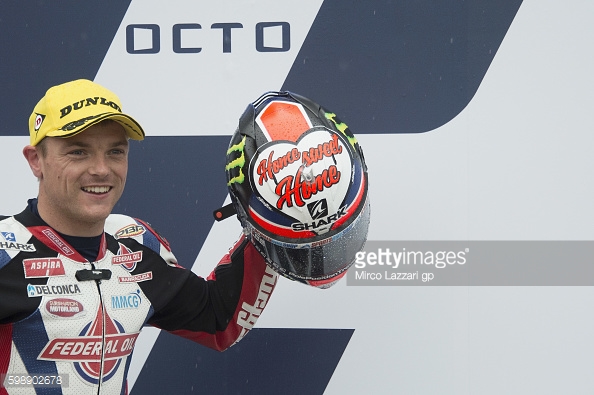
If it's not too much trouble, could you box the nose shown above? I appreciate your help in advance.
[88,154,110,177]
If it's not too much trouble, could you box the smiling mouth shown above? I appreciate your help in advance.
[82,186,112,194]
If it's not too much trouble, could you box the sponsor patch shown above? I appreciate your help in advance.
[0,241,36,252]
[41,229,75,256]
[23,258,65,278]
[38,332,139,362]
[27,283,81,298]
[114,224,146,239]
[1,232,16,242]
[46,298,84,318]
[110,290,142,310]
[291,206,348,232]
[307,199,329,220]
[118,271,153,283]
[112,243,142,271]
[34,113,46,131]
[236,265,278,341]
[38,307,136,384]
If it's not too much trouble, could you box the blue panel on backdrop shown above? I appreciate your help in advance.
[282,0,523,134]
[131,328,355,395]
[114,136,232,269]
[0,0,132,137]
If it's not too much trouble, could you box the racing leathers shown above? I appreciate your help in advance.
[0,205,278,394]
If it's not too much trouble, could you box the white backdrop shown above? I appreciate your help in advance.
[2,1,593,393]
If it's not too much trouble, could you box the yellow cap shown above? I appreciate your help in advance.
[28,79,145,146]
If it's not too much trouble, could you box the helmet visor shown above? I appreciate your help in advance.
[248,197,370,282]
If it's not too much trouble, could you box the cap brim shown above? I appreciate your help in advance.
[47,112,145,141]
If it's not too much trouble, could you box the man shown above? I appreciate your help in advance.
[0,79,278,394]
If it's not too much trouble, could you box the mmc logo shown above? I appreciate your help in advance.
[38,307,139,384]
[111,290,142,310]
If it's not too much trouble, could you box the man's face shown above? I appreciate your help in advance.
[34,121,129,236]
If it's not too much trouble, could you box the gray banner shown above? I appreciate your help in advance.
[346,241,594,286]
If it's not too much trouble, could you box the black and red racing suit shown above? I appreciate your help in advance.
[0,205,278,394]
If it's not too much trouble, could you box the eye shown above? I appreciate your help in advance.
[109,148,127,155]
[68,149,86,156]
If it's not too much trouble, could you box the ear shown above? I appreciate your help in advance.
[23,145,43,179]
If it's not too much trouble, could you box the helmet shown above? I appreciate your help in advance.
[217,91,370,288]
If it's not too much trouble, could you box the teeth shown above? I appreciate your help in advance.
[83,186,110,194]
